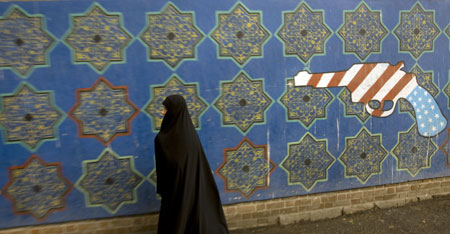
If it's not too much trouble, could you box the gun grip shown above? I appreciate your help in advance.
[406,86,447,137]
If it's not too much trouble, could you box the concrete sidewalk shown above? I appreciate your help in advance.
[230,194,450,234]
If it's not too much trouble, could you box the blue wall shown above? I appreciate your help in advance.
[1,0,450,229]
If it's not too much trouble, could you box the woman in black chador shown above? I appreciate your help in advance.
[155,95,229,234]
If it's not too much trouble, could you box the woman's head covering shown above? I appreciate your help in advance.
[158,95,198,154]
[160,94,194,133]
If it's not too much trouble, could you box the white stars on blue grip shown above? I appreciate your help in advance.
[407,85,447,137]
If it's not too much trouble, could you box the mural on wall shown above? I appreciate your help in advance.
[76,149,144,214]
[69,77,139,145]
[394,3,440,59]
[214,72,272,133]
[0,83,65,151]
[63,3,132,73]
[0,5,55,78]
[139,3,204,69]
[210,3,270,66]
[2,0,450,230]
[277,2,331,63]
[338,2,387,60]
[392,124,438,176]
[1,155,72,221]
[293,61,447,137]
[339,127,388,183]
[216,137,276,198]
[279,79,333,128]
[281,133,334,191]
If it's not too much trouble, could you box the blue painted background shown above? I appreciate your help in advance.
[1,0,450,229]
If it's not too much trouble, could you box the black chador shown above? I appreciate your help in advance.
[155,95,229,234]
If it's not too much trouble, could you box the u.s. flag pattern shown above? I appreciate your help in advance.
[407,85,446,137]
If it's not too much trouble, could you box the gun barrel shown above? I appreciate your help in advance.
[294,62,416,115]
[294,63,368,88]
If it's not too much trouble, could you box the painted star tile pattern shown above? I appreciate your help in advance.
[281,133,335,191]
[442,75,450,109]
[214,72,272,133]
[445,22,450,51]
[394,3,440,59]
[338,2,387,60]
[0,5,55,77]
[440,128,450,166]
[277,2,331,63]
[0,83,64,151]
[210,3,270,66]
[147,168,157,188]
[338,87,370,124]
[64,3,132,73]
[2,155,72,221]
[144,75,207,131]
[216,137,276,198]
[339,128,388,183]
[279,79,333,128]
[76,149,144,213]
[392,124,438,177]
[139,3,204,69]
[69,77,139,145]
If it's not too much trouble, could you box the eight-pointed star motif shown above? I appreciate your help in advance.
[144,75,207,131]
[69,77,139,145]
[0,83,64,151]
[216,137,276,198]
[76,149,144,213]
[214,72,272,133]
[281,133,335,191]
[277,2,331,63]
[210,3,270,66]
[440,128,450,166]
[139,3,204,69]
[64,3,132,72]
[279,79,333,128]
[339,127,388,183]
[394,3,440,59]
[338,87,370,124]
[338,2,387,60]
[441,70,450,109]
[445,20,450,52]
[2,155,72,221]
[0,5,55,77]
[392,124,437,177]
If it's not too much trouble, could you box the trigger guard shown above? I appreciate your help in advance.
[365,101,396,117]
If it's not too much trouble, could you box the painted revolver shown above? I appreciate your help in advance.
[294,61,447,137]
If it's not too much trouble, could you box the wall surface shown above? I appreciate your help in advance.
[1,0,450,230]
[3,175,450,233]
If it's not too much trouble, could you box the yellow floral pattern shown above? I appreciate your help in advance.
[64,4,132,72]
[210,3,269,66]
[0,83,63,150]
[216,137,275,197]
[281,133,335,191]
[0,6,55,77]
[139,3,204,68]
[339,128,388,183]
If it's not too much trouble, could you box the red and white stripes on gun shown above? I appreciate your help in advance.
[293,61,418,117]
